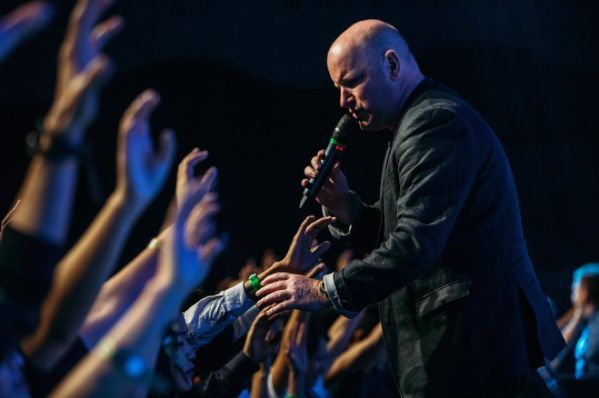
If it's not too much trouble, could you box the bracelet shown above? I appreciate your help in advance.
[94,337,149,382]
[25,120,105,207]
[147,237,162,250]
[318,279,327,297]
[26,129,87,162]
[248,273,262,293]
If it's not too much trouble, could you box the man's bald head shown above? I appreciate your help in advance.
[326,19,423,131]
[328,19,415,68]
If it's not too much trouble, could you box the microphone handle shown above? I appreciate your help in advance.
[299,143,344,208]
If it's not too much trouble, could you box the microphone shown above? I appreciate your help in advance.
[299,114,358,209]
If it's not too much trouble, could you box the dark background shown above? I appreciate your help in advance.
[0,0,597,313]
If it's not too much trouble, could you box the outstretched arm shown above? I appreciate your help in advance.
[49,160,222,398]
[9,0,118,244]
[22,88,176,369]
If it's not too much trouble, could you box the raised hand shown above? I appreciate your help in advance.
[115,89,176,210]
[176,148,227,270]
[256,273,329,317]
[176,147,210,206]
[185,191,227,279]
[243,311,283,364]
[43,0,123,142]
[0,1,54,63]
[285,320,309,375]
[158,163,224,292]
[277,215,335,274]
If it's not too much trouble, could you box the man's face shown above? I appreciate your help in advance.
[571,281,588,309]
[164,315,196,392]
[327,44,395,131]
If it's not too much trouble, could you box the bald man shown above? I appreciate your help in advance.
[257,20,565,397]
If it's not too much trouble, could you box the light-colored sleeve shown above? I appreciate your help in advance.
[232,305,260,342]
[323,272,360,318]
[183,282,255,349]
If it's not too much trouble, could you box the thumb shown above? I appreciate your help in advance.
[154,128,177,171]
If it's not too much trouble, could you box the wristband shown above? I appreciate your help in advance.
[26,130,87,162]
[248,273,262,293]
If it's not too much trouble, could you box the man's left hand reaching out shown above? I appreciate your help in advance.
[256,273,330,317]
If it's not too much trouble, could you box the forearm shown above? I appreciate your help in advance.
[22,192,143,367]
[80,244,160,348]
[184,281,256,348]
[287,369,306,397]
[325,325,384,383]
[250,364,270,398]
[560,313,584,344]
[326,312,364,359]
[11,155,79,244]
[270,345,289,395]
[49,279,184,398]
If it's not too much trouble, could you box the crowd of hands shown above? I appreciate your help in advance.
[0,1,388,397]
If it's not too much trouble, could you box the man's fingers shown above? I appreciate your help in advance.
[200,234,228,264]
[294,215,316,240]
[260,272,291,287]
[311,241,331,260]
[304,165,316,179]
[129,89,161,124]
[311,155,321,171]
[179,148,209,182]
[79,0,114,40]
[155,128,177,163]
[256,289,291,309]
[91,14,123,49]
[266,301,293,318]
[198,166,218,192]
[305,262,325,278]
[70,0,101,51]
[187,193,220,233]
[255,281,288,299]
[68,54,109,106]
[305,216,336,237]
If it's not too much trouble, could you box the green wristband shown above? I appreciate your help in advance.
[248,273,262,292]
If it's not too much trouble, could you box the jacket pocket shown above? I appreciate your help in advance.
[415,279,472,317]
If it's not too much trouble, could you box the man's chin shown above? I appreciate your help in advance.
[359,120,385,132]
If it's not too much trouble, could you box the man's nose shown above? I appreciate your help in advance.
[339,87,353,108]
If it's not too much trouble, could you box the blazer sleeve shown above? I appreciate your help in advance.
[333,107,479,311]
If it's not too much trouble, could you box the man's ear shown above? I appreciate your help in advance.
[384,50,400,80]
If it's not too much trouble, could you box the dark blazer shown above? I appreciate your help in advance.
[329,79,565,397]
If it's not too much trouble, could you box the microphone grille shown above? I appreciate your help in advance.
[333,114,359,145]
